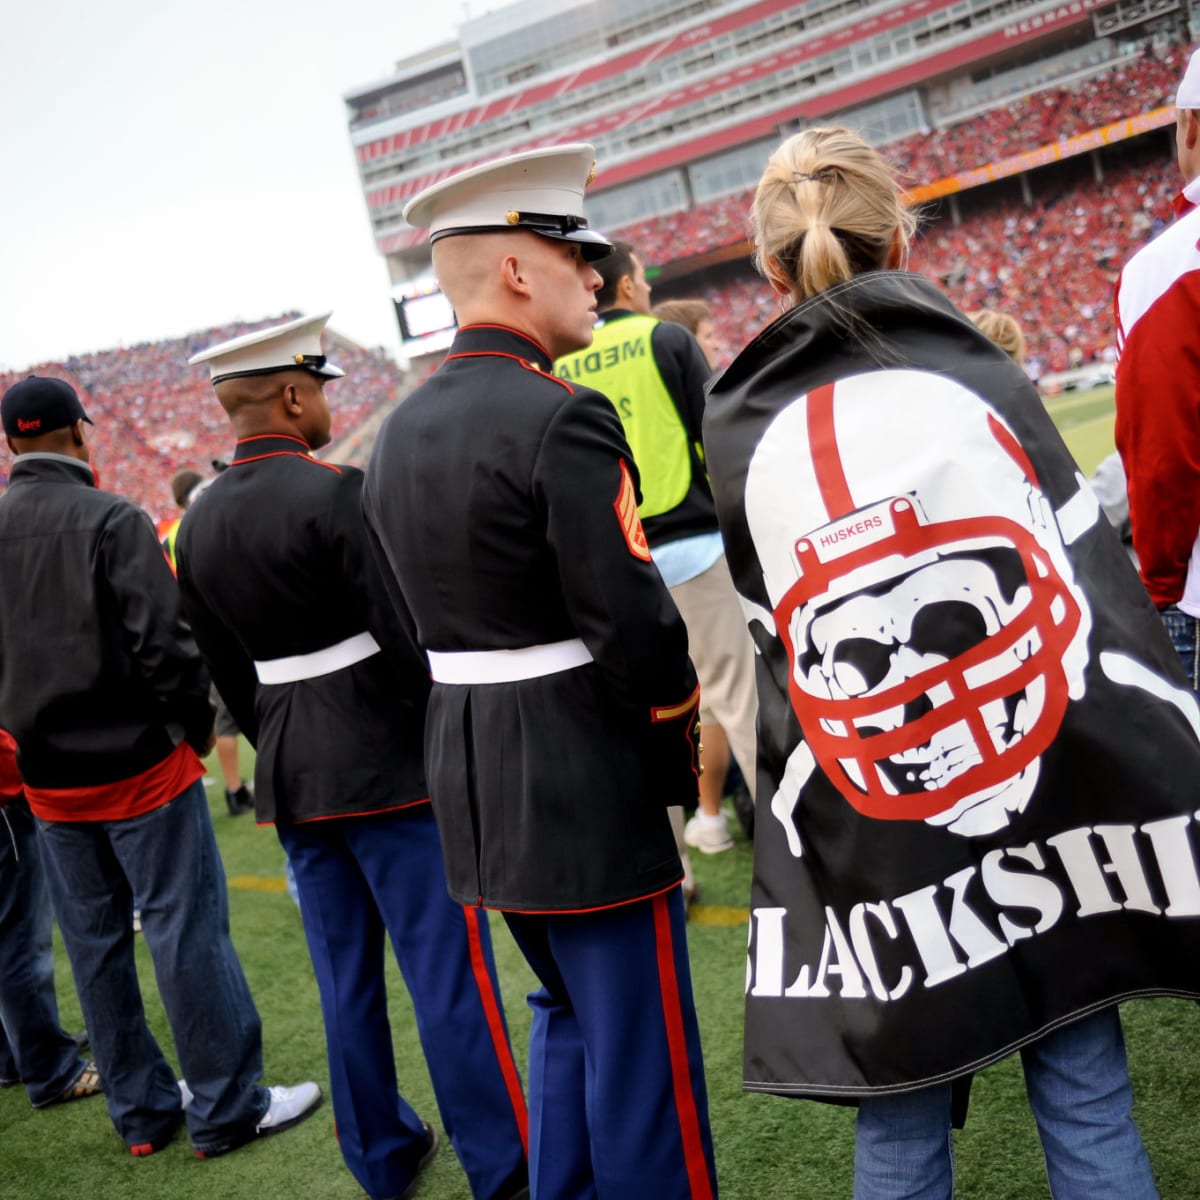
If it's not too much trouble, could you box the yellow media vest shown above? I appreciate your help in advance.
[555,315,692,519]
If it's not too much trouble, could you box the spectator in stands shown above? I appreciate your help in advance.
[0,375,321,1159]
[0,727,100,1110]
[1114,46,1200,693]
[557,241,759,859]
[652,298,721,368]
[160,466,254,816]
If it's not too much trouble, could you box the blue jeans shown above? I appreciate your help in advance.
[279,804,528,1200]
[1160,606,1200,695]
[0,799,87,1106]
[854,1007,1157,1199]
[37,779,269,1149]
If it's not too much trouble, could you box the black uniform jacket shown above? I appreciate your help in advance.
[175,435,430,825]
[0,454,214,789]
[363,324,700,912]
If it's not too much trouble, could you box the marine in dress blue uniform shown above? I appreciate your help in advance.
[362,145,718,1200]
[175,314,529,1200]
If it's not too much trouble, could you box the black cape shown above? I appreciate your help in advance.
[703,271,1200,1098]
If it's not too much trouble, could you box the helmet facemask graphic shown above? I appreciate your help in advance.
[775,497,1082,836]
[743,370,1093,840]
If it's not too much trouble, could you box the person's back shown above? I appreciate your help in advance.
[556,242,759,861]
[369,327,692,908]
[1114,46,1200,693]
[0,462,211,788]
[0,375,321,1161]
[177,316,529,1200]
[702,123,1200,1200]
[178,448,427,821]
[364,144,717,1199]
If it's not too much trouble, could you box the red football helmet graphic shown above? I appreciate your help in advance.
[744,372,1092,837]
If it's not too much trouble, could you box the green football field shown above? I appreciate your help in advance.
[1044,383,1117,478]
[12,384,1200,1200]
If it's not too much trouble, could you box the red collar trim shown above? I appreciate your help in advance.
[456,323,551,360]
[235,433,310,450]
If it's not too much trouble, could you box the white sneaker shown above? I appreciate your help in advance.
[178,1079,193,1111]
[255,1082,323,1135]
[684,810,734,853]
[194,1080,323,1158]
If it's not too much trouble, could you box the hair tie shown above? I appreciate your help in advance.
[793,170,833,184]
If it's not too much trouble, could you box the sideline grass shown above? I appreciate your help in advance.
[1045,382,1115,476]
[7,768,1200,1198]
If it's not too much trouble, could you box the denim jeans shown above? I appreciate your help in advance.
[1160,606,1200,695]
[0,798,87,1105]
[37,779,269,1149]
[854,1007,1158,1200]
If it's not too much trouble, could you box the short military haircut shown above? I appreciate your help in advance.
[596,241,638,309]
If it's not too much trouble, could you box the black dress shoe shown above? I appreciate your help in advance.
[389,1122,439,1200]
[225,785,254,816]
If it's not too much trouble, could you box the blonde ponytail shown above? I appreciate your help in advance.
[752,127,915,305]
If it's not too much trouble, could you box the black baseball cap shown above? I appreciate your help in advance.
[1,375,92,439]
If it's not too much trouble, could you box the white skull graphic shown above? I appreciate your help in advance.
[744,370,1092,839]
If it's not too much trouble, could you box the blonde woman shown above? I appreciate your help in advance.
[702,127,1200,1199]
[968,308,1027,365]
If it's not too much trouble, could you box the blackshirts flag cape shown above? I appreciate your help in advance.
[703,271,1200,1099]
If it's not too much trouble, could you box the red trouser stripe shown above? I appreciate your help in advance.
[652,892,713,1200]
[463,906,530,1154]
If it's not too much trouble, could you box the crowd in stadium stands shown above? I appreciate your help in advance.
[889,43,1187,184]
[688,150,1179,378]
[611,41,1187,266]
[0,317,408,524]
[0,40,1189,509]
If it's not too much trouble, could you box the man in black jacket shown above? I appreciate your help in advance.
[364,145,717,1199]
[177,314,529,1200]
[0,375,321,1159]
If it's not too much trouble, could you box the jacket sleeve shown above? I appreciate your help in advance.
[1114,270,1200,608]
[98,505,215,752]
[533,386,701,796]
[173,524,260,746]
[652,320,713,453]
[331,470,432,716]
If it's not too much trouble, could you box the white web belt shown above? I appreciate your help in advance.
[255,631,381,685]
[427,638,593,684]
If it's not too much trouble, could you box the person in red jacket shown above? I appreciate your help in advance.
[0,728,100,1108]
[1115,47,1200,692]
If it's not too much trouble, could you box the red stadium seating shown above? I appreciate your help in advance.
[2,45,1189,509]
[0,316,409,524]
[622,43,1189,377]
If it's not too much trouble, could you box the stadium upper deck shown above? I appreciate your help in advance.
[345,0,1191,282]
